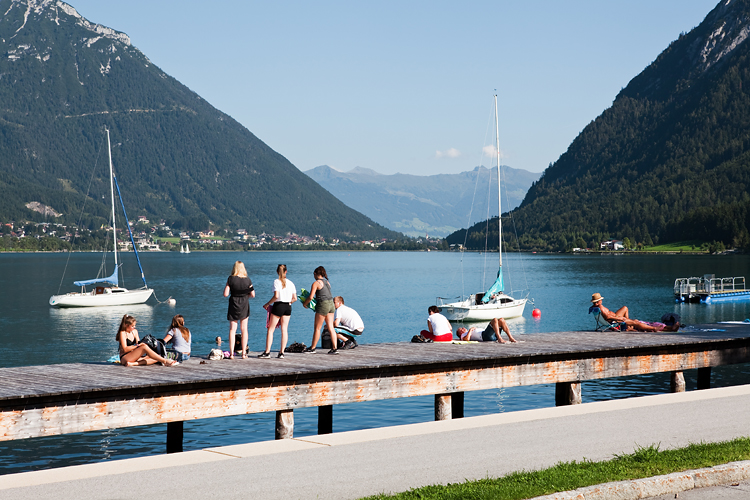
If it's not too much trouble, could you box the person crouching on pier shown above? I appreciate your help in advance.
[117,315,177,367]
[421,305,453,342]
[302,266,338,354]
[456,318,517,343]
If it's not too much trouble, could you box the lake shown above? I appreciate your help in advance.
[2,250,750,474]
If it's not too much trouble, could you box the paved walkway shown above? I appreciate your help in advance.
[2,384,750,500]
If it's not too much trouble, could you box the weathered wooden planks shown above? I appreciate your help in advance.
[1,324,749,443]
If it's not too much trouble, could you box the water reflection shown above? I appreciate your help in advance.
[2,252,750,475]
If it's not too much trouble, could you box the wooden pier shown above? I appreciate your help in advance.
[2,323,750,453]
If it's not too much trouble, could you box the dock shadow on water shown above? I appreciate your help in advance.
[1,251,750,474]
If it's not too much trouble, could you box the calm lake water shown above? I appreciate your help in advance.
[2,250,750,474]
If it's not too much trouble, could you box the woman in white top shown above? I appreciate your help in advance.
[420,305,453,342]
[261,264,296,358]
[163,314,192,361]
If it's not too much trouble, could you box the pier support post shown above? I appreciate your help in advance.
[275,409,294,439]
[555,382,582,406]
[697,367,711,390]
[670,371,686,393]
[435,394,452,420]
[451,391,464,419]
[166,421,183,453]
[318,405,333,435]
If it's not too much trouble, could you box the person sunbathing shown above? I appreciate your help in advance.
[591,293,680,332]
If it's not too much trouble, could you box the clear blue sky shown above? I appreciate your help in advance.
[69,0,719,175]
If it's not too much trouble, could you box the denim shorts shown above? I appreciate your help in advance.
[167,349,190,362]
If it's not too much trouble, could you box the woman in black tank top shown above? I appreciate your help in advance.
[301,266,338,354]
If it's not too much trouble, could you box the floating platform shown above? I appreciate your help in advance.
[674,275,749,303]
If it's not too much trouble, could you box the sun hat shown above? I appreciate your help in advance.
[591,292,604,303]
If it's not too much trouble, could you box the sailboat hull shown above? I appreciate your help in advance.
[49,288,153,308]
[440,296,527,321]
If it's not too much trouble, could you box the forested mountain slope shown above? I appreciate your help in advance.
[305,165,539,238]
[0,0,398,239]
[451,0,750,251]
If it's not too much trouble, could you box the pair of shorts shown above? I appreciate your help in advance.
[315,299,335,315]
[271,301,292,317]
[481,324,497,341]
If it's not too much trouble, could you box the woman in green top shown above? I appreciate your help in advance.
[302,266,337,354]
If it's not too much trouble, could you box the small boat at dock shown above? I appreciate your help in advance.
[674,275,750,303]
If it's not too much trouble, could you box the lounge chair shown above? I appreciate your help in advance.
[589,306,626,332]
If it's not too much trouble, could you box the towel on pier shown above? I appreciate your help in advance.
[107,354,121,364]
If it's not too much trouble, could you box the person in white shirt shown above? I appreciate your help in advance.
[327,296,364,349]
[420,305,453,342]
[456,317,517,343]
[260,264,296,359]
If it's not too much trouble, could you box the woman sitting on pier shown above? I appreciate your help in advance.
[420,305,453,342]
[163,314,191,362]
[117,315,177,367]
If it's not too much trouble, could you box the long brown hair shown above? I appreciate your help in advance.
[231,261,248,278]
[168,314,190,341]
[277,264,287,288]
[116,315,136,341]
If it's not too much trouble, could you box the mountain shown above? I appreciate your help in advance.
[305,165,539,238]
[0,0,399,240]
[450,0,750,251]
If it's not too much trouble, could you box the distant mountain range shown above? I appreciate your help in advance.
[305,165,539,238]
[450,0,750,251]
[0,0,398,240]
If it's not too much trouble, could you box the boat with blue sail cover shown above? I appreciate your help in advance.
[49,129,153,308]
[438,95,528,321]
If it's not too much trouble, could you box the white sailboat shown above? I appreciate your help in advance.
[49,129,154,308]
[438,95,528,321]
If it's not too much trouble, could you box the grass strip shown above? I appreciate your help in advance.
[362,437,750,500]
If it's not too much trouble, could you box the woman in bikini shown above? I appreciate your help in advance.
[117,315,177,367]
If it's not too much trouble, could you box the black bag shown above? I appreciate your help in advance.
[141,334,168,357]
[140,334,158,351]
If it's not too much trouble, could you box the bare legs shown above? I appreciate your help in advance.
[279,315,290,353]
[311,312,336,351]
[239,317,248,359]
[121,345,175,367]
[614,306,629,319]
[312,313,325,349]
[228,320,238,359]
[228,317,248,359]
[490,318,517,343]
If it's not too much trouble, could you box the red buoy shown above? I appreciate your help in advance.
[532,308,541,318]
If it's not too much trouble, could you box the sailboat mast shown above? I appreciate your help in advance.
[495,94,502,268]
[106,129,118,269]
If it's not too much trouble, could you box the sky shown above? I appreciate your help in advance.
[68,0,720,176]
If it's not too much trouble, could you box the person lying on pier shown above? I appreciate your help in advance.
[117,315,177,367]
[322,295,364,349]
[420,305,453,342]
[456,318,518,343]
[590,293,680,332]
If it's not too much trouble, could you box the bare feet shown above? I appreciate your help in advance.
[497,339,507,344]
